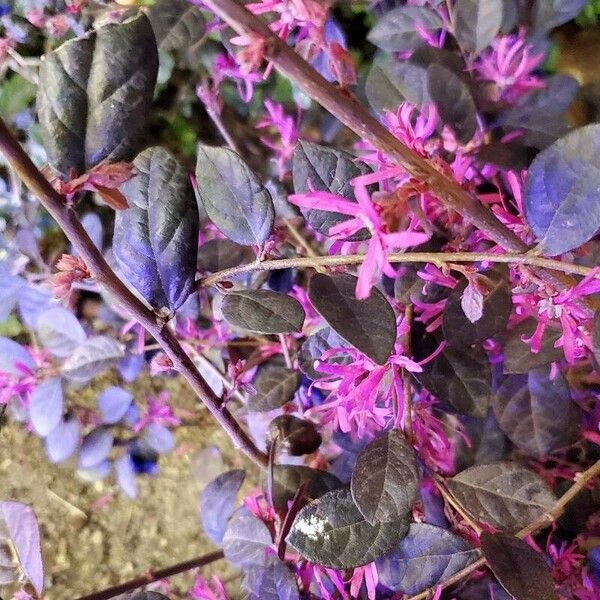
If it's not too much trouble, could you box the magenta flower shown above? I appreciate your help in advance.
[189,575,229,600]
[134,391,180,433]
[289,174,429,299]
[349,562,379,600]
[474,29,545,103]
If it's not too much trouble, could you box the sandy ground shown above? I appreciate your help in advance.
[0,373,254,599]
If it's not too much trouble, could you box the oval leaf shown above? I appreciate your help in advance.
[292,141,371,239]
[0,501,44,596]
[45,417,80,463]
[427,63,477,144]
[0,337,35,375]
[97,386,133,424]
[37,14,158,174]
[524,124,600,255]
[146,0,205,51]
[62,336,124,383]
[243,556,300,600]
[503,320,561,374]
[308,273,396,365]
[114,146,199,311]
[248,362,300,412]
[492,368,580,458]
[36,306,86,358]
[200,469,246,544]
[79,426,114,468]
[223,508,272,567]
[351,429,418,525]
[29,377,63,437]
[377,523,479,595]
[287,487,410,569]
[221,290,305,334]
[448,461,556,532]
[195,144,274,246]
[453,0,503,53]
[481,531,559,600]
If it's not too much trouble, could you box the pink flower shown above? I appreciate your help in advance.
[474,29,545,103]
[349,563,378,600]
[290,174,429,299]
[134,391,180,433]
[256,100,300,178]
[214,52,262,103]
[50,254,92,299]
[189,575,229,600]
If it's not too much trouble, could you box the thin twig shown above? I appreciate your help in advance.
[407,459,600,600]
[277,483,307,561]
[74,550,224,600]
[433,475,482,535]
[402,304,414,444]
[199,251,595,288]
[0,118,268,469]
[206,106,241,153]
[279,333,293,369]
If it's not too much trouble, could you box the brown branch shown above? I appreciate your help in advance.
[200,251,595,288]
[74,550,224,600]
[0,118,268,469]
[201,0,593,304]
[407,458,600,600]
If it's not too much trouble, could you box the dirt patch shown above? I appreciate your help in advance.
[0,373,255,599]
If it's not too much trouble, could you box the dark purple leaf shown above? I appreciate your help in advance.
[62,336,124,384]
[532,0,588,35]
[448,461,556,532]
[453,0,503,53]
[221,289,305,334]
[308,273,396,365]
[242,556,300,600]
[197,238,253,272]
[292,141,371,239]
[413,331,491,417]
[248,362,300,412]
[45,416,80,463]
[442,268,511,348]
[377,523,479,595]
[97,386,133,424]
[524,124,600,255]
[427,63,477,144]
[29,377,63,437]
[114,146,199,311]
[492,368,580,458]
[480,531,559,600]
[0,337,35,375]
[287,487,410,569]
[502,75,578,149]
[79,426,114,468]
[223,508,272,567]
[367,6,442,52]
[0,501,44,596]
[36,306,86,358]
[298,326,350,380]
[200,469,246,544]
[456,574,512,600]
[115,454,137,498]
[476,141,534,172]
[350,429,418,525]
[265,465,344,511]
[267,415,322,456]
[37,14,158,174]
[195,144,274,246]
[503,319,561,374]
[146,0,205,51]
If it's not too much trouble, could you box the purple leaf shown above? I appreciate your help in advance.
[0,337,35,375]
[115,454,137,498]
[143,424,174,454]
[117,353,145,383]
[44,417,80,463]
[200,469,246,544]
[0,274,24,321]
[222,508,272,567]
[79,212,103,251]
[29,377,63,437]
[0,501,44,596]
[62,336,124,384]
[17,284,52,329]
[97,386,133,424]
[79,426,114,468]
[77,459,112,482]
[242,556,300,600]
[36,306,86,358]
